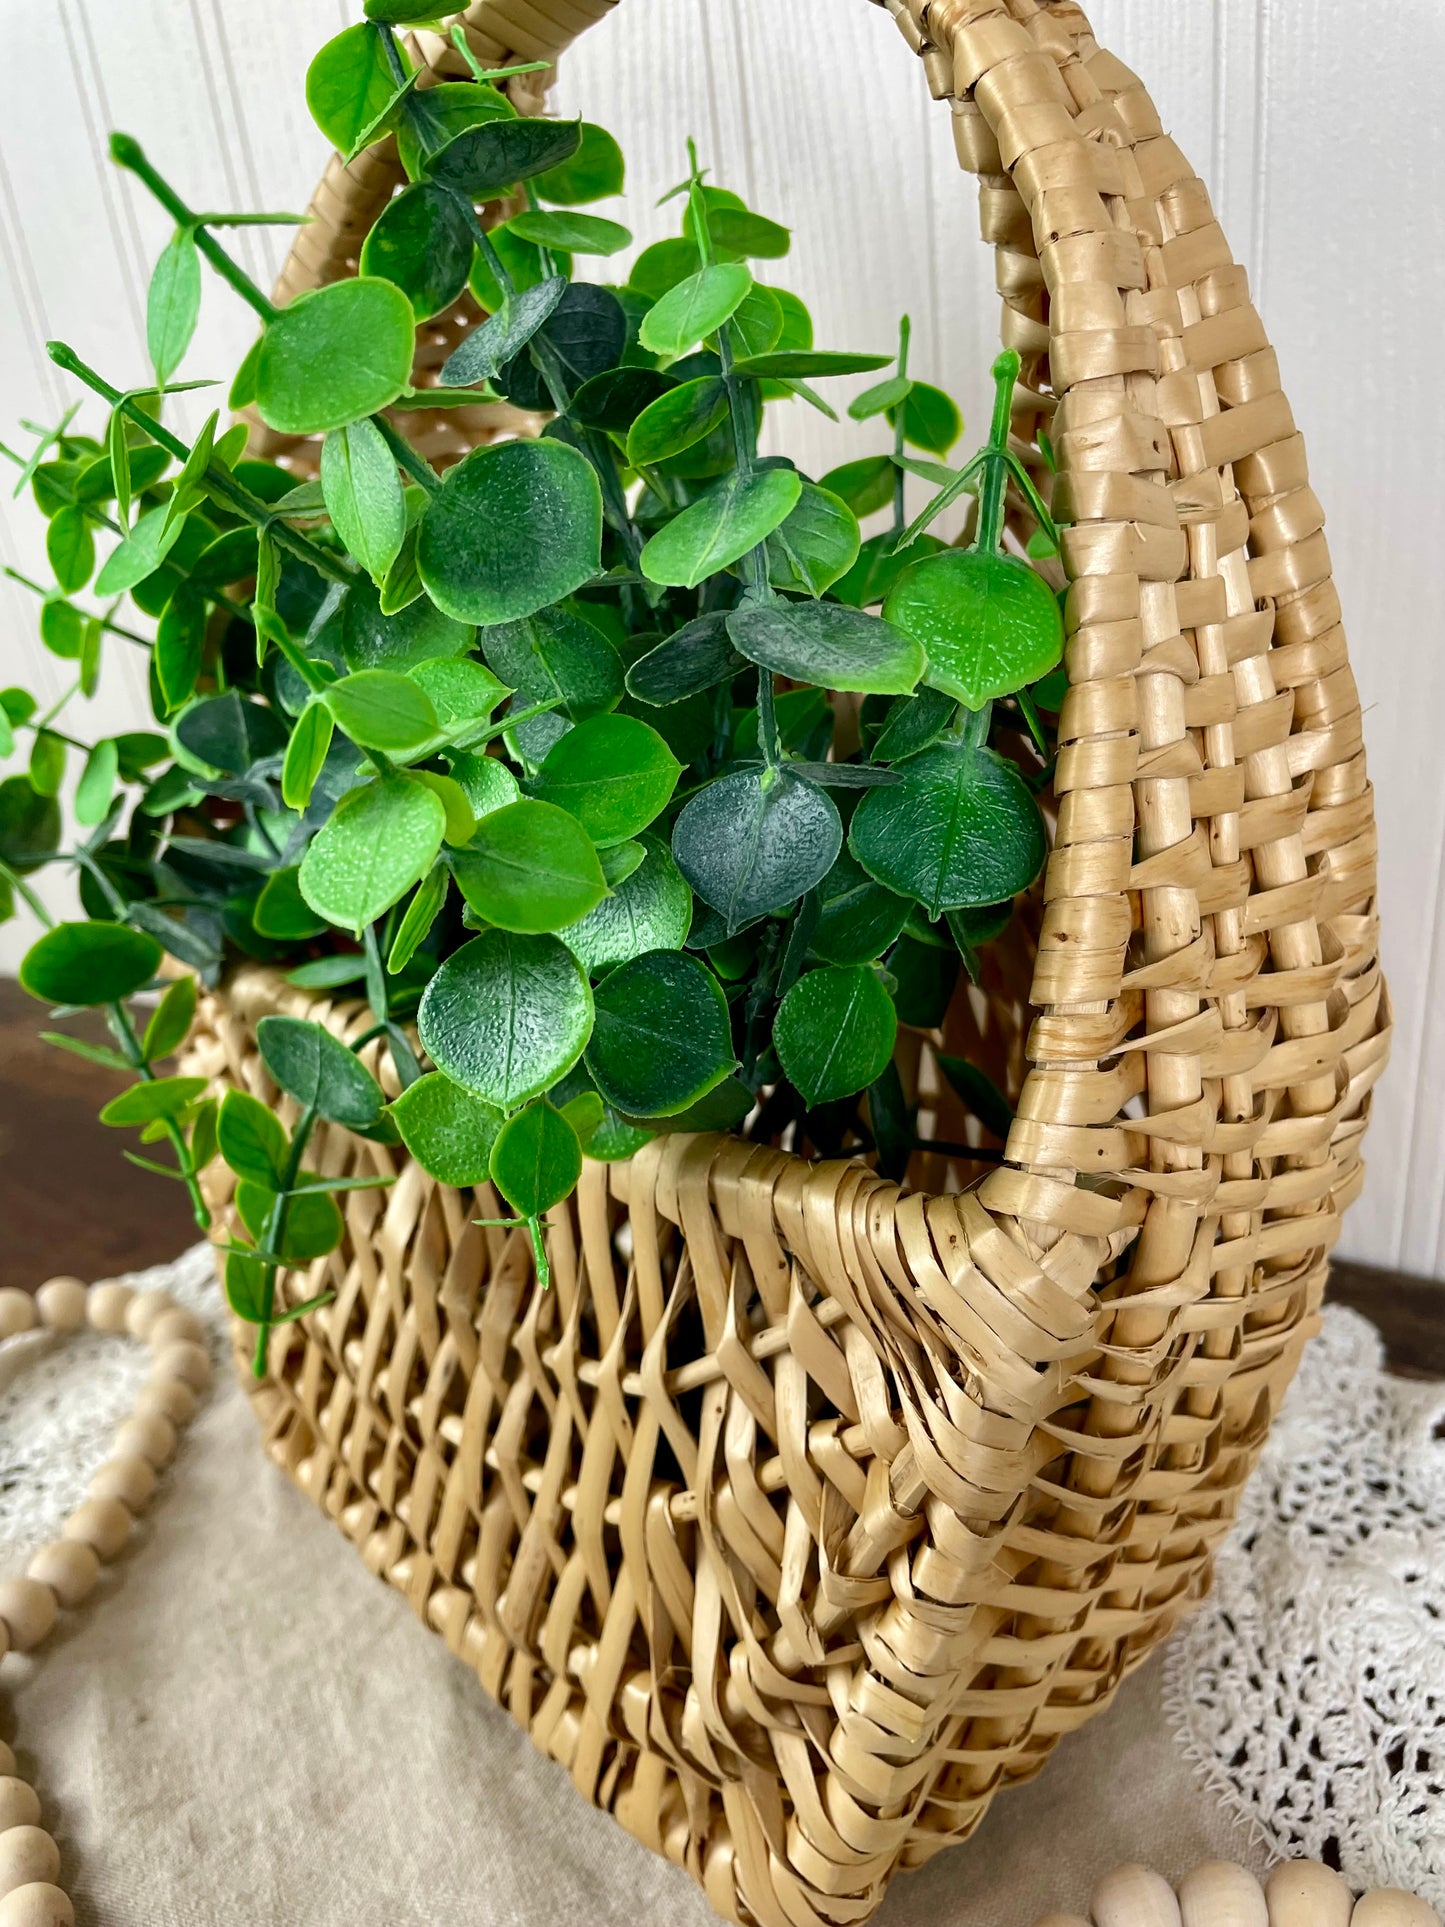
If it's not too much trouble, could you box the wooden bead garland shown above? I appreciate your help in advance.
[1032,1862,1441,1927]
[0,1274,208,1926]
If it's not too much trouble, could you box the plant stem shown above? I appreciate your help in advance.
[974,348,1020,556]
[373,414,440,495]
[109,134,279,324]
[253,1102,316,1376]
[892,314,911,536]
[4,569,152,648]
[0,858,53,926]
[110,997,211,1228]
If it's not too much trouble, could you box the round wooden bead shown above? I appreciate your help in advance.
[135,1375,197,1425]
[149,1306,206,1350]
[85,1281,134,1333]
[33,1280,85,1334]
[62,1498,131,1563]
[88,1456,156,1511]
[1181,1862,1268,1927]
[0,1830,60,1899]
[1351,1893,1441,1927]
[0,1582,56,1654]
[0,1751,13,1783]
[1093,1864,1183,1927]
[0,1884,74,1927]
[1030,1916,1093,1927]
[0,1292,37,1341]
[1266,1860,1355,1927]
[152,1339,210,1392]
[26,1541,98,1611]
[0,1781,41,1833]
[113,1412,176,1469]
[123,1288,174,1341]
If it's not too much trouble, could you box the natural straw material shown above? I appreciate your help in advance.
[188,3,1391,1923]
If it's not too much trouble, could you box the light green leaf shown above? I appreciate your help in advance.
[489,1099,581,1216]
[20,920,161,1006]
[447,751,519,821]
[141,974,198,1062]
[506,209,631,255]
[217,1087,290,1189]
[46,506,95,593]
[640,466,801,590]
[764,482,861,596]
[535,122,624,205]
[638,263,752,358]
[451,797,605,934]
[389,1070,502,1186]
[253,866,329,941]
[299,773,447,933]
[323,668,439,753]
[625,376,728,467]
[256,279,416,437]
[321,418,406,583]
[883,546,1064,709]
[387,863,448,973]
[281,698,334,810]
[530,713,679,847]
[305,22,397,153]
[558,831,691,976]
[774,964,897,1107]
[95,504,183,596]
[100,1075,208,1128]
[74,738,119,826]
[417,929,593,1110]
[147,228,202,385]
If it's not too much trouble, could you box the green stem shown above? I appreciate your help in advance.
[109,134,279,324]
[377,23,410,90]
[47,342,354,587]
[373,414,440,496]
[4,569,151,648]
[110,998,210,1229]
[974,349,1020,556]
[253,1102,316,1377]
[892,314,911,537]
[0,858,53,926]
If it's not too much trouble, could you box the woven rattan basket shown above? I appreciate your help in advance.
[182,3,1392,1922]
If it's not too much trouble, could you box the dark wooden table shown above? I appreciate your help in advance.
[2,976,1440,1376]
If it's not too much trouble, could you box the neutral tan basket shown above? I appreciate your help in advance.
[184,3,1392,1923]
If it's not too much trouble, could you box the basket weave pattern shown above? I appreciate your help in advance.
[185,3,1391,1922]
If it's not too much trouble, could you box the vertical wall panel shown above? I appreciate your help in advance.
[0,0,1431,1271]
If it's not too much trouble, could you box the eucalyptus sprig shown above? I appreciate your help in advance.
[5,16,1068,1319]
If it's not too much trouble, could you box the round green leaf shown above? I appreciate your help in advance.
[28,731,64,799]
[888,380,963,455]
[625,612,742,708]
[99,1075,208,1128]
[585,949,734,1118]
[451,797,606,934]
[218,1088,290,1189]
[395,81,516,180]
[418,929,593,1110]
[323,669,439,754]
[20,921,161,1007]
[531,714,679,847]
[640,466,801,590]
[629,237,700,302]
[672,767,841,933]
[558,832,692,976]
[236,1180,344,1264]
[820,455,896,519]
[832,530,946,610]
[728,284,785,359]
[506,209,631,256]
[46,506,95,593]
[299,773,447,933]
[639,263,752,359]
[883,547,1064,710]
[726,601,921,698]
[848,743,1047,916]
[489,1099,582,1217]
[706,207,791,260]
[534,122,624,205]
[252,867,328,942]
[256,279,416,437]
[626,376,728,468]
[0,775,60,872]
[306,23,396,153]
[480,606,622,720]
[494,282,626,411]
[448,751,519,821]
[417,438,602,626]
[38,597,84,659]
[811,853,909,966]
[341,576,473,671]
[257,1013,384,1128]
[439,277,566,388]
[321,419,406,583]
[389,1071,503,1186]
[774,964,897,1107]
[411,657,508,741]
[765,483,860,597]
[570,366,673,434]
[360,181,475,321]
[427,116,581,200]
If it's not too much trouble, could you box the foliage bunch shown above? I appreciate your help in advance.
[2,13,1066,1365]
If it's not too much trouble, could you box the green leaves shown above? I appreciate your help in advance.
[640,467,801,589]
[625,377,728,467]
[811,852,908,966]
[586,950,734,1117]
[489,1099,581,1217]
[0,775,60,871]
[727,602,923,697]
[451,797,605,933]
[359,181,475,321]
[774,964,897,1107]
[95,505,183,597]
[439,277,565,387]
[218,1087,290,1189]
[427,116,581,200]
[323,669,438,754]
[281,700,334,810]
[74,739,118,827]
[530,714,679,846]
[729,350,890,379]
[506,209,630,256]
[849,743,1046,916]
[20,921,161,1006]
[417,439,602,625]
[390,1071,502,1186]
[418,930,592,1110]
[765,483,860,596]
[625,613,740,707]
[639,263,752,358]
[100,1075,207,1128]
[257,1014,384,1128]
[142,975,197,1061]
[481,606,621,722]
[883,547,1063,710]
[558,832,691,975]
[533,122,623,204]
[255,279,416,437]
[321,419,406,583]
[306,23,397,153]
[46,506,94,592]
[299,774,447,933]
[147,228,201,385]
[672,768,841,932]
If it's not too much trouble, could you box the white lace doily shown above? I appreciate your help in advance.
[1165,1304,1445,1908]
[0,1243,221,1573]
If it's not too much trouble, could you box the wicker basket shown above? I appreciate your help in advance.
[183,3,1392,1922]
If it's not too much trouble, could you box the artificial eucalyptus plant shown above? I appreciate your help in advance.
[1,6,1065,1365]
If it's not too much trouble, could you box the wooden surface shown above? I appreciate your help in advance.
[1,975,1439,1378]
[0,0,1442,1277]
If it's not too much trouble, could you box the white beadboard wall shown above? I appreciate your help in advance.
[0,1,1438,1274]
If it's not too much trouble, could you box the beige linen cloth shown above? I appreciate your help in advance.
[3,1255,1264,1927]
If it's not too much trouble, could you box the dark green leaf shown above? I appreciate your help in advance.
[530,713,679,846]
[359,180,475,321]
[535,122,624,205]
[672,767,841,933]
[217,1086,290,1188]
[640,466,801,589]
[20,920,161,1006]
[495,282,627,410]
[849,743,1046,916]
[46,506,94,592]
[438,276,566,386]
[726,601,922,697]
[323,668,439,753]
[489,1099,581,1216]
[883,547,1064,708]
[389,1070,502,1185]
[569,366,673,433]
[818,454,895,518]
[558,831,691,975]
[869,684,957,763]
[142,974,198,1062]
[621,1073,752,1136]
[306,22,396,152]
[831,530,945,611]
[639,263,751,358]
[175,691,286,778]
[811,852,909,966]
[480,606,622,720]
[417,437,602,625]
[299,773,447,932]
[586,948,733,1117]
[256,279,416,437]
[625,612,741,707]
[889,380,962,454]
[253,866,330,941]
[321,419,406,583]
[257,1013,384,1128]
[418,929,593,1109]
[625,376,728,467]
[775,963,897,1106]
[395,80,515,182]
[451,797,605,933]
[706,207,790,259]
[155,591,206,710]
[936,1053,1015,1140]
[848,373,912,422]
[236,1181,343,1263]
[427,116,581,199]
[629,237,700,301]
[0,777,60,873]
[28,730,64,798]
[99,1075,207,1128]
[341,575,474,671]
